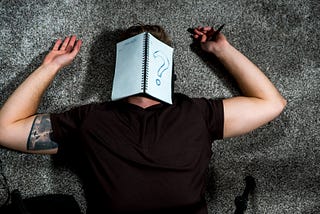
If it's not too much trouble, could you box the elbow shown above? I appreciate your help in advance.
[0,119,4,140]
[273,96,287,116]
[0,125,6,145]
[0,119,12,145]
[0,122,7,142]
[282,97,287,108]
[279,96,287,111]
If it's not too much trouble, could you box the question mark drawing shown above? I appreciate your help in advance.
[153,50,170,86]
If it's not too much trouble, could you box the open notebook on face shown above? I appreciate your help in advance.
[111,32,174,104]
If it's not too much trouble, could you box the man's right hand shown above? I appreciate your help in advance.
[42,35,82,70]
[0,36,82,154]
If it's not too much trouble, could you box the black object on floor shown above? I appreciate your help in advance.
[234,176,256,214]
[0,189,82,214]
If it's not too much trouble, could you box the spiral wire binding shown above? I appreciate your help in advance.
[141,32,150,92]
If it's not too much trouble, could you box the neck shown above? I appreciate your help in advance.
[126,96,161,109]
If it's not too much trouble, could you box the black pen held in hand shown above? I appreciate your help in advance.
[209,24,225,41]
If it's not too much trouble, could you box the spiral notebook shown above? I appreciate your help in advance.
[111,32,174,104]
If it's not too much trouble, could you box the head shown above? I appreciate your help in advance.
[119,24,172,47]
[114,24,176,105]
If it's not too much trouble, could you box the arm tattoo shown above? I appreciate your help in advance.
[27,114,58,151]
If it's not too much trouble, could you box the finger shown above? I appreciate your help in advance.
[53,39,62,51]
[200,34,208,43]
[60,36,70,51]
[195,26,203,32]
[69,39,82,58]
[203,26,212,31]
[196,26,213,34]
[194,28,204,36]
[65,35,77,52]
[68,35,77,48]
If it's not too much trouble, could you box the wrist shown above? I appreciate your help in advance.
[40,62,61,74]
[209,40,232,58]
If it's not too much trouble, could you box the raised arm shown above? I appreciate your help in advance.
[193,26,287,138]
[0,36,82,154]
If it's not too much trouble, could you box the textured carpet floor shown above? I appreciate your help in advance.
[0,0,319,213]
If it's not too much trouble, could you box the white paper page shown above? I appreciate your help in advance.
[146,33,174,104]
[111,33,145,101]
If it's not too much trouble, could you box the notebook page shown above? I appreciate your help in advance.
[146,33,174,104]
[111,33,145,101]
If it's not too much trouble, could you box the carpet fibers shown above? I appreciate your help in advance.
[0,0,319,213]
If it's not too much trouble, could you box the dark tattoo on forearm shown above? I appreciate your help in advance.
[27,114,58,150]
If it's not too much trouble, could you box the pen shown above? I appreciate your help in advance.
[209,24,225,41]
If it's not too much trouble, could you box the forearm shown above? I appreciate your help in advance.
[0,36,81,153]
[213,42,286,103]
[0,63,59,125]
[194,27,286,137]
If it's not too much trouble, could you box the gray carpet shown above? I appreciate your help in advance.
[0,0,319,213]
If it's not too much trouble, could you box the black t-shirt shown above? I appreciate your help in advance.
[50,94,224,214]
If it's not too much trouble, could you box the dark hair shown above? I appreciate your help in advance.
[119,24,172,46]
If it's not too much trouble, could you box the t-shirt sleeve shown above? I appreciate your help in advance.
[50,104,92,143]
[193,98,224,140]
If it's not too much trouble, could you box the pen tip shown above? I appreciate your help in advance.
[187,28,194,34]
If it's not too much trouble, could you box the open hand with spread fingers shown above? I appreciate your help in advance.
[42,35,82,70]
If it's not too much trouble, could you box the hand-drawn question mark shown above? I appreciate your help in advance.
[153,50,170,86]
